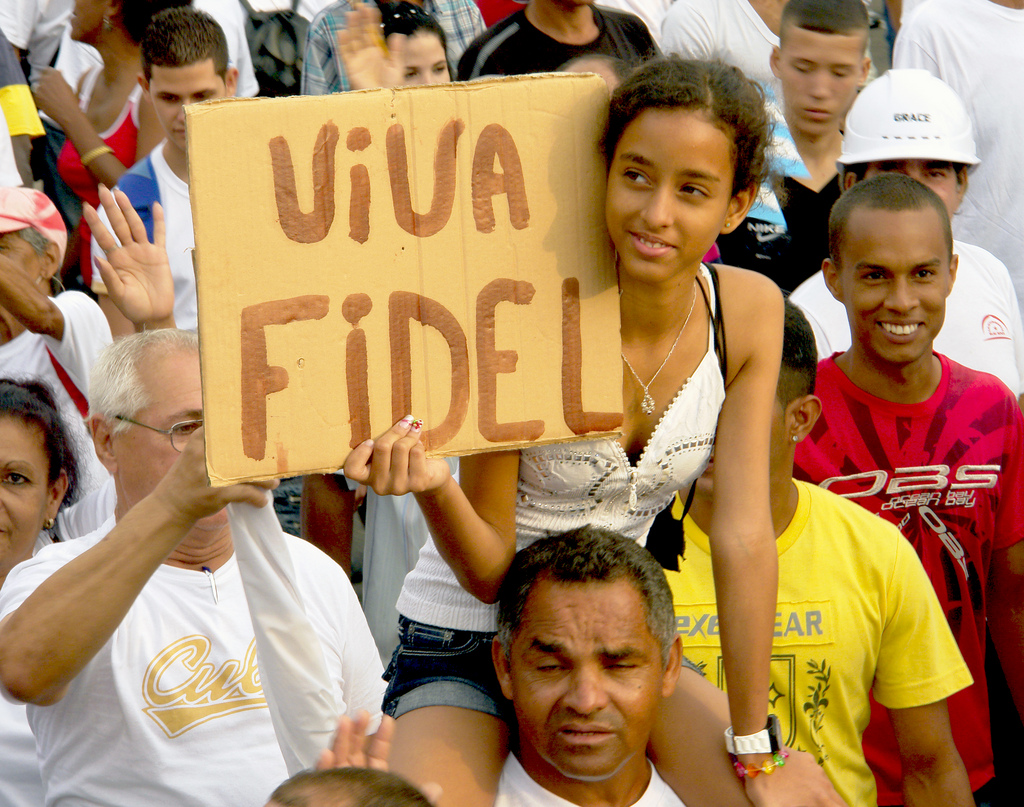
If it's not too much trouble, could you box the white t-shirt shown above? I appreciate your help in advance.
[661,0,778,91]
[0,518,385,807]
[894,0,1024,316]
[495,754,685,807]
[595,0,673,45]
[0,291,112,492]
[93,142,198,330]
[0,0,70,79]
[0,697,43,807]
[790,239,1024,396]
[242,0,335,21]
[194,0,260,97]
[0,106,20,187]
[897,0,931,25]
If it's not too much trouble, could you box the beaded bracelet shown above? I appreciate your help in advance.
[730,749,789,780]
[80,144,114,168]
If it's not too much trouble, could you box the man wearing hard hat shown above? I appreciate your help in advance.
[791,69,1024,410]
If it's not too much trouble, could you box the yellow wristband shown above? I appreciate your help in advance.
[80,144,114,168]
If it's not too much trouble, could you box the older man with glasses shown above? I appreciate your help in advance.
[0,329,385,807]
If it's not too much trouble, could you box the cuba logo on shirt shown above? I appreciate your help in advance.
[142,636,267,737]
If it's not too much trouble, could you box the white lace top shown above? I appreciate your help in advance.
[396,265,727,631]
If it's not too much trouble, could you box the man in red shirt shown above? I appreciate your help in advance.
[794,172,1024,805]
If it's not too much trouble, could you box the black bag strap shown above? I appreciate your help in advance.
[696,262,728,380]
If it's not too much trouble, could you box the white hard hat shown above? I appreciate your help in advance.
[839,69,979,167]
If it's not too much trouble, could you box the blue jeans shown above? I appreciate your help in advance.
[382,617,514,721]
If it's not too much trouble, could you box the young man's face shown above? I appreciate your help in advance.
[143,60,238,153]
[771,25,869,139]
[855,160,968,219]
[824,205,957,374]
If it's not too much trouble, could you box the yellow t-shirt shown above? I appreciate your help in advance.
[665,480,972,807]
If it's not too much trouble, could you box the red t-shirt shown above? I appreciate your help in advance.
[794,354,1024,801]
[56,89,139,285]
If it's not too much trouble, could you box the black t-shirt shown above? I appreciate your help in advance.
[716,174,841,295]
[780,173,841,291]
[457,6,658,80]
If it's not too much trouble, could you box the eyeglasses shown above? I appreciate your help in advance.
[114,416,203,452]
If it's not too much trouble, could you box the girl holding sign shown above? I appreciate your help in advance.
[345,57,809,807]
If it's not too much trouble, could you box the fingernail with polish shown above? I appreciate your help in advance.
[411,419,423,432]
[399,414,414,426]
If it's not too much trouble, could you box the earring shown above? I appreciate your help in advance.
[102,16,113,32]
[44,517,56,530]
[791,434,799,443]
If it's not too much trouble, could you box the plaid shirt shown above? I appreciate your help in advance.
[302,0,486,95]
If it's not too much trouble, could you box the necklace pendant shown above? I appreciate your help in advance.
[641,392,655,415]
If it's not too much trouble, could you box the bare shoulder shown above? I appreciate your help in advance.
[713,264,783,313]
[711,265,783,381]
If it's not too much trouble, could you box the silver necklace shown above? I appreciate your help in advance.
[622,279,698,416]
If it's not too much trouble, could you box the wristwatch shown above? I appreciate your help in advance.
[725,715,782,756]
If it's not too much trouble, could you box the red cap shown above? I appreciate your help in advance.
[0,187,67,263]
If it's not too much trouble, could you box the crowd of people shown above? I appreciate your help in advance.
[0,0,1022,806]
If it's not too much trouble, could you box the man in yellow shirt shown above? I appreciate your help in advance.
[665,301,973,806]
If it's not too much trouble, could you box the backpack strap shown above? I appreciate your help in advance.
[46,347,89,418]
[114,156,161,243]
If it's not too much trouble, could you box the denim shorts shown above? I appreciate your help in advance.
[382,617,514,722]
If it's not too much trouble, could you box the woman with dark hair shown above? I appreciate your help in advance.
[0,378,80,807]
[32,0,187,289]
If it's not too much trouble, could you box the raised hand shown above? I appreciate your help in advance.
[316,711,394,771]
[343,416,454,496]
[83,185,176,329]
[337,3,408,90]
[316,714,443,804]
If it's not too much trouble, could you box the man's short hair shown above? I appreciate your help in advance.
[141,7,229,80]
[828,173,953,265]
[779,301,817,405]
[779,0,869,41]
[89,330,199,433]
[268,768,432,807]
[496,527,676,664]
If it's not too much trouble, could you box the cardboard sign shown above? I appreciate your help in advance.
[187,74,622,485]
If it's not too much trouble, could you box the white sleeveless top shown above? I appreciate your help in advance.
[396,265,727,631]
